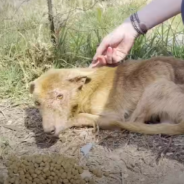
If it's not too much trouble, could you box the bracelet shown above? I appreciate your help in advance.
[130,13,148,35]
[130,14,143,34]
[134,12,148,34]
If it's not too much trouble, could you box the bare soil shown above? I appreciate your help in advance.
[1,99,184,184]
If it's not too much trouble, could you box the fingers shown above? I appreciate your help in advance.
[90,46,122,68]
[91,25,135,68]
[107,46,122,64]
[91,37,128,67]
[92,38,109,62]
[90,37,109,68]
[106,46,113,64]
[89,56,107,68]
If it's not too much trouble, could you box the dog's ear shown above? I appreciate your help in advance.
[66,69,93,90]
[29,82,35,94]
[68,75,91,90]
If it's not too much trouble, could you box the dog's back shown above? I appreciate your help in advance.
[142,56,184,84]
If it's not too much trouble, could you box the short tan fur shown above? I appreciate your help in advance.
[30,56,184,136]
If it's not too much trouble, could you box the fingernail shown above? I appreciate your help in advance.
[107,46,112,53]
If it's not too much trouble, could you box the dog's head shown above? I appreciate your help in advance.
[30,68,93,137]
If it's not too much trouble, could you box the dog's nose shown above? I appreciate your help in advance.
[50,128,55,135]
[44,126,55,135]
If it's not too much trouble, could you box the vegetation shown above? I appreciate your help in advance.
[0,0,183,102]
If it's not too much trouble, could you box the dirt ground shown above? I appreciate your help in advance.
[1,99,184,184]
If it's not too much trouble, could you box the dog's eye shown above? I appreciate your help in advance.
[35,101,40,106]
[57,94,63,100]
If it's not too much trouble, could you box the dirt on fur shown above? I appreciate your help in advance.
[1,99,184,184]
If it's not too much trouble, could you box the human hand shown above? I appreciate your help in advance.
[90,18,139,68]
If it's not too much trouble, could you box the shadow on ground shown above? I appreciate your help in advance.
[23,105,184,164]
[23,106,184,165]
[24,106,59,148]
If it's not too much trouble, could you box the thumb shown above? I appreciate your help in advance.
[89,56,107,68]
[92,39,109,62]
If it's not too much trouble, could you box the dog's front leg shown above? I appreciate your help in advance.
[70,112,123,130]
[69,113,99,129]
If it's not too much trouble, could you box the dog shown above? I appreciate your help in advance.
[30,56,184,137]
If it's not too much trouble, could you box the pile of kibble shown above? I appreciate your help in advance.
[4,154,103,184]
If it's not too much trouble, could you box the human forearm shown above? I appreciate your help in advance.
[91,0,183,67]
[137,0,182,30]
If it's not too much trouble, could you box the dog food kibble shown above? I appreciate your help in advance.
[4,155,82,184]
[4,154,99,184]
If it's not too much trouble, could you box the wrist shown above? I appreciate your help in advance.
[126,13,149,37]
[123,17,140,38]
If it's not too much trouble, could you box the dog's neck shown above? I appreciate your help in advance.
[75,66,116,113]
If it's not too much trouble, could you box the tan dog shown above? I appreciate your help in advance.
[30,56,184,137]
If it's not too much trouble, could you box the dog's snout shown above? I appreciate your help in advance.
[44,126,56,135]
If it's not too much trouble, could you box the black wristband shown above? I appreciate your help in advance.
[130,14,143,34]
[134,12,147,34]
[130,13,148,35]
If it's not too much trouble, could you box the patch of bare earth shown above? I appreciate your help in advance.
[1,99,184,184]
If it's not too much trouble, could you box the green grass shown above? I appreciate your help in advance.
[0,0,184,102]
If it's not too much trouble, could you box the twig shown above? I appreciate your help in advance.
[47,0,56,45]
[156,136,172,163]
[0,125,20,132]
[0,109,7,121]
[121,170,123,184]
[121,158,138,173]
